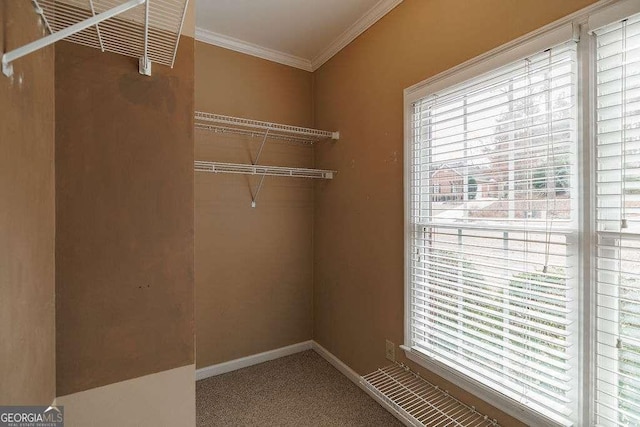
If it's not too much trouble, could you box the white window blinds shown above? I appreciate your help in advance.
[595,14,640,427]
[408,42,578,426]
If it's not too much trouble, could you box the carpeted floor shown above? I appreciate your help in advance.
[196,350,403,426]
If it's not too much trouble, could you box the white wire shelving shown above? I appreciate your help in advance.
[195,112,340,144]
[195,112,339,207]
[2,0,189,78]
[361,363,500,427]
[194,161,335,180]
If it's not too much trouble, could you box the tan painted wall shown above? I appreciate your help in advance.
[195,43,314,368]
[312,0,597,424]
[182,0,196,38]
[56,365,195,427]
[55,37,195,396]
[0,2,56,405]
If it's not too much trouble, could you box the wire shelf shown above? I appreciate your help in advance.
[195,123,321,145]
[361,363,500,427]
[194,112,338,207]
[195,112,340,144]
[35,0,187,68]
[194,161,335,180]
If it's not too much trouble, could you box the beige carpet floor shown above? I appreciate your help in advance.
[196,350,403,426]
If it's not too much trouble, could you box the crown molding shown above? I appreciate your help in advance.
[196,0,402,73]
[310,0,403,71]
[195,28,313,72]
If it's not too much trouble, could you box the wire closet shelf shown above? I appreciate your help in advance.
[194,161,335,180]
[361,363,500,427]
[2,0,189,77]
[195,111,340,144]
[195,111,338,207]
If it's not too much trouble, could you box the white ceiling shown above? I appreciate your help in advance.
[195,0,402,71]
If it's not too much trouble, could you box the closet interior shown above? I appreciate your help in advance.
[3,1,624,427]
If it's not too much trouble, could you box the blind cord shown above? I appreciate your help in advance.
[544,49,557,274]
[524,59,532,277]
[621,19,628,230]
[617,19,629,351]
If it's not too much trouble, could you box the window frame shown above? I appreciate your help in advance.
[402,1,640,426]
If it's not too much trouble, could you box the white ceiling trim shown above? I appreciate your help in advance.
[195,0,402,72]
[195,28,313,72]
[310,0,403,71]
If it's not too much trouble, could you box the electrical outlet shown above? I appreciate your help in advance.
[386,339,395,361]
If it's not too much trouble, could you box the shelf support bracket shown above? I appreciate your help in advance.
[31,0,43,15]
[251,175,267,208]
[2,0,145,78]
[139,0,152,76]
[88,0,106,52]
[32,1,54,37]
[253,128,271,165]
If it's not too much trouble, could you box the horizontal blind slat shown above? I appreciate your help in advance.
[410,40,578,426]
[595,15,640,427]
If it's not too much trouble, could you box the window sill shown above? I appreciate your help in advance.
[401,346,568,427]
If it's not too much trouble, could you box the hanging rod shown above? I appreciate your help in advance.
[194,161,335,179]
[195,112,340,143]
[3,0,144,77]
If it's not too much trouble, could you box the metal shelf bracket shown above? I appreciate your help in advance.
[2,0,146,78]
[251,175,267,208]
[32,0,44,16]
[253,128,271,165]
[138,56,152,76]
[138,0,152,76]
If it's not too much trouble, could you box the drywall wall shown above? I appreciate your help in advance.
[56,364,195,427]
[55,36,194,396]
[312,0,597,424]
[195,42,314,368]
[183,0,196,38]
[0,2,55,405]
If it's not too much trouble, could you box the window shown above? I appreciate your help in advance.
[404,4,640,427]
[594,15,640,427]
[408,42,579,426]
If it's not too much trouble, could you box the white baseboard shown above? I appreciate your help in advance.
[311,341,413,427]
[310,341,363,389]
[196,340,410,426]
[196,340,313,381]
